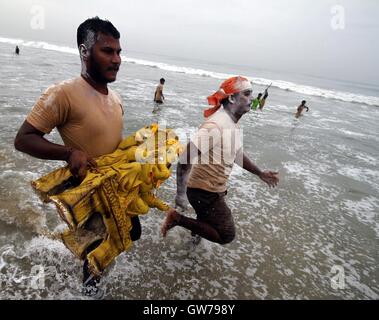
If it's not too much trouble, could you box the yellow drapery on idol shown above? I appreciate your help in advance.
[31,124,183,276]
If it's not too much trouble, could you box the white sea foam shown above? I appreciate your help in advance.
[1,36,378,107]
[337,166,379,189]
[283,161,337,198]
[341,196,379,238]
[338,129,367,138]
[354,154,378,166]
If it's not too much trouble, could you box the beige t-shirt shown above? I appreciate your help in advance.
[27,77,124,158]
[187,108,243,193]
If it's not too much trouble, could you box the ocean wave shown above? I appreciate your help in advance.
[0,36,78,55]
[1,36,378,107]
[122,56,379,107]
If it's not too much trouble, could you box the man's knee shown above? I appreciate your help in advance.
[215,209,235,245]
[217,229,235,245]
[130,216,142,241]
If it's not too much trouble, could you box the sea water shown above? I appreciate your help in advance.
[0,38,378,299]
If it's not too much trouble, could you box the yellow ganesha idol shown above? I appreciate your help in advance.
[32,124,184,276]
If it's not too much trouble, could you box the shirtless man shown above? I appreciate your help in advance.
[153,78,165,112]
[295,100,309,118]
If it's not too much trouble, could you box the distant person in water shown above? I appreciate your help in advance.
[251,93,262,111]
[15,46,20,55]
[295,100,309,118]
[251,88,268,111]
[258,89,269,111]
[153,78,165,112]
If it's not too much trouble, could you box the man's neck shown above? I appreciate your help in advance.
[223,107,241,123]
[81,73,108,95]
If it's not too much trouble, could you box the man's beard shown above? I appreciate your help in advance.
[89,55,114,84]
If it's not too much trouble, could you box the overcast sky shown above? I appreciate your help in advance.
[0,0,378,85]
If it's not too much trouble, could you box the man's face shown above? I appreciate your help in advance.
[88,33,122,83]
[234,89,253,115]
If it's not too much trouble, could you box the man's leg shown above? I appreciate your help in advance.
[82,239,103,297]
[162,188,235,244]
[162,210,223,243]
[82,216,142,296]
[152,101,162,112]
[129,216,142,241]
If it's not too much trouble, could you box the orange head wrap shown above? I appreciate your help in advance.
[204,76,252,118]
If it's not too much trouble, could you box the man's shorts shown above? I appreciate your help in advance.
[186,187,235,244]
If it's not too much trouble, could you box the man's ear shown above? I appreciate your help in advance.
[79,44,89,60]
[228,95,235,104]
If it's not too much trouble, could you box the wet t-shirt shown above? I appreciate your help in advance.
[27,77,124,158]
[187,108,243,193]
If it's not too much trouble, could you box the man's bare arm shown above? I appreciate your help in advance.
[236,152,279,188]
[234,151,263,175]
[15,120,72,161]
[14,120,95,180]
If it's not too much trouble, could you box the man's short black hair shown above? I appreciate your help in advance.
[160,78,165,83]
[77,16,120,48]
[302,100,306,104]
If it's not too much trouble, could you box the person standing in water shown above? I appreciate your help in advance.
[153,78,165,112]
[295,100,309,118]
[251,92,263,111]
[251,87,269,111]
[13,17,142,298]
[258,88,269,111]
[15,46,20,55]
